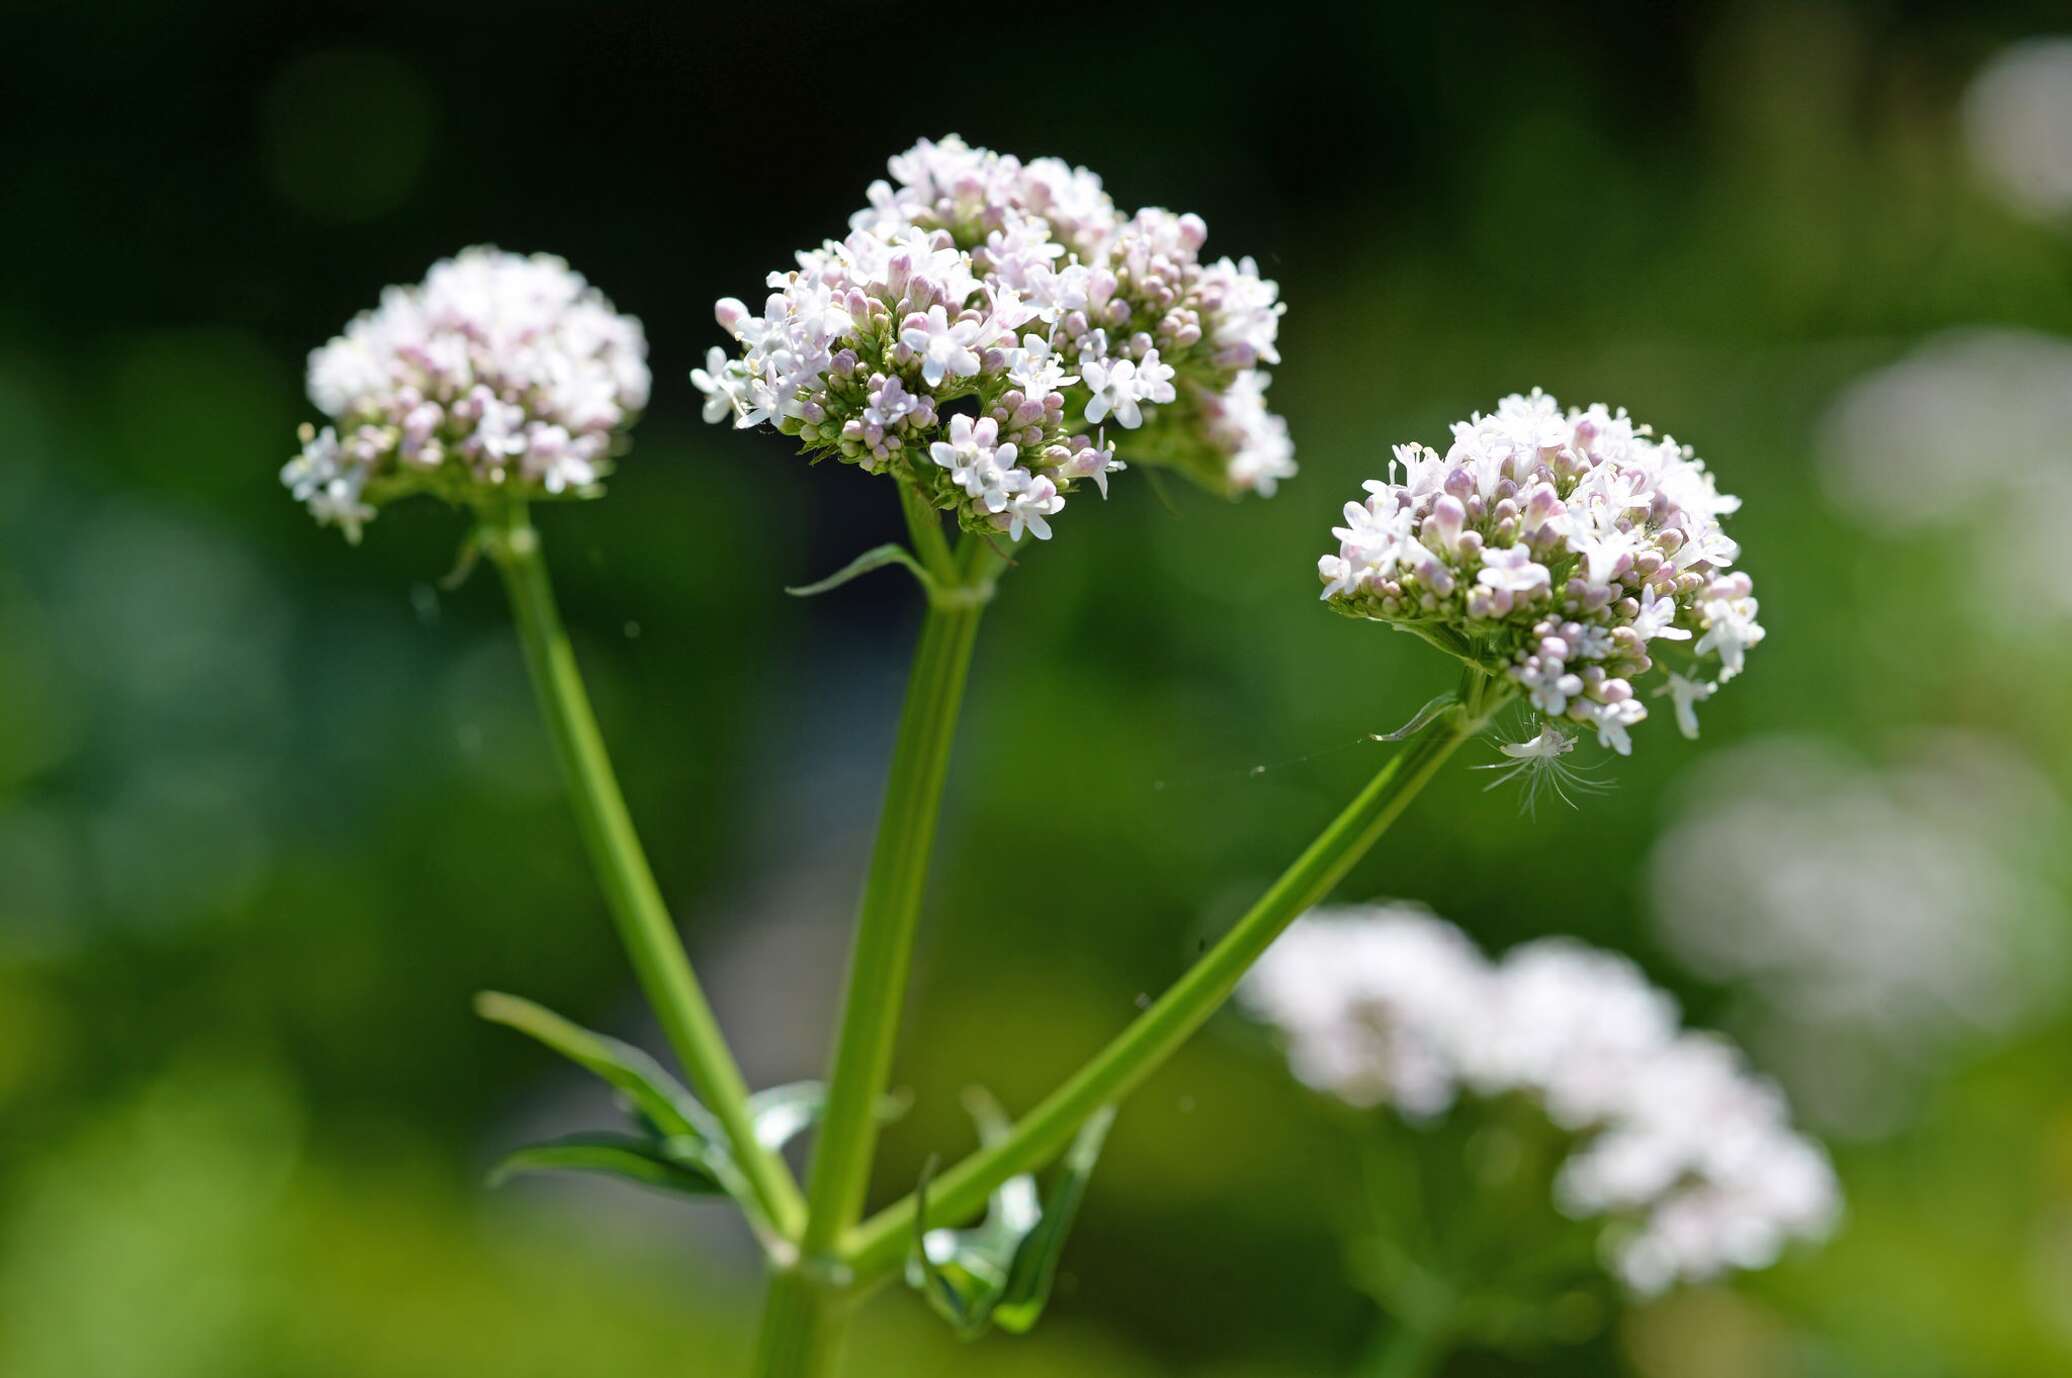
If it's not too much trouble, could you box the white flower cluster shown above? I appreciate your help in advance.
[1651,734,2069,1134]
[283,247,651,542]
[695,135,1293,542]
[1963,37,2072,223]
[1820,329,2072,622]
[1319,391,1757,754]
[1243,905,1839,1294]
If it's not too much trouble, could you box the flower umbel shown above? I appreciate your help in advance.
[1319,391,1757,753]
[697,135,1295,542]
[1244,904,1840,1295]
[283,247,650,542]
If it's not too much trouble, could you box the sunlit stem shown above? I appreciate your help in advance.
[750,1265,849,1378]
[749,488,1005,1378]
[838,668,1510,1281]
[480,497,806,1239]
[800,504,1004,1258]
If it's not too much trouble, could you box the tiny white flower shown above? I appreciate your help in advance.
[928,414,1018,505]
[1632,583,1691,643]
[691,346,746,424]
[899,304,982,387]
[1694,585,1764,681]
[1477,545,1552,596]
[1081,356,1146,428]
[1475,723,1607,812]
[1133,348,1177,408]
[1576,697,1647,756]
[864,374,920,430]
[999,471,1064,541]
[1007,333,1076,394]
[1660,671,1716,739]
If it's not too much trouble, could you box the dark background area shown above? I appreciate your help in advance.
[4,3,2071,1375]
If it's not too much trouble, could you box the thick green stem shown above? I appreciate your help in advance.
[749,509,1001,1378]
[483,499,805,1239]
[840,691,1495,1280]
[749,1266,847,1378]
[800,529,999,1258]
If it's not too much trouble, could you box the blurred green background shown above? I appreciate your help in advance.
[4,3,2071,1375]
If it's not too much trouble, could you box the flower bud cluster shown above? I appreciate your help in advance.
[1319,391,1758,753]
[1244,904,1839,1295]
[696,136,1293,542]
[283,248,650,542]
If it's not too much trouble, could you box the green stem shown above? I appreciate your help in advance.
[482,499,805,1239]
[800,527,1000,1259]
[840,686,1497,1280]
[750,1266,846,1378]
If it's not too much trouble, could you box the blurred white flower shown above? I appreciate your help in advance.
[284,248,650,541]
[700,135,1293,540]
[1963,37,2072,222]
[1244,904,1839,1294]
[1650,733,2070,1134]
[1818,328,2072,620]
[1322,391,1757,755]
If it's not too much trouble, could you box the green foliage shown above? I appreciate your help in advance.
[1349,1099,1611,1359]
[907,1091,1117,1339]
[475,992,849,1214]
[475,991,719,1142]
[488,1132,728,1196]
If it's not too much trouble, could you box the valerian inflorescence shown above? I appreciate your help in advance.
[695,135,1294,542]
[283,247,651,541]
[1319,391,1759,754]
[1244,904,1839,1295]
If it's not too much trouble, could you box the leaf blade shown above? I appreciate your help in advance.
[474,991,714,1142]
[993,1106,1118,1334]
[487,1132,725,1197]
[784,544,937,600]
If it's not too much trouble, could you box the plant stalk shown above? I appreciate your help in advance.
[482,499,805,1239]
[839,682,1499,1280]
[799,524,1001,1258]
[748,503,1002,1378]
[750,1266,846,1378]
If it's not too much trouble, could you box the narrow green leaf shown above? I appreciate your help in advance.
[474,992,717,1143]
[487,1132,725,1197]
[993,1106,1117,1333]
[1375,691,1461,742]
[784,543,937,599]
[907,1090,1107,1340]
[909,1156,992,1338]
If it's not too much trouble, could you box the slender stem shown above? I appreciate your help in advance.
[800,525,1000,1260]
[481,499,806,1239]
[898,480,960,586]
[840,694,1493,1280]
